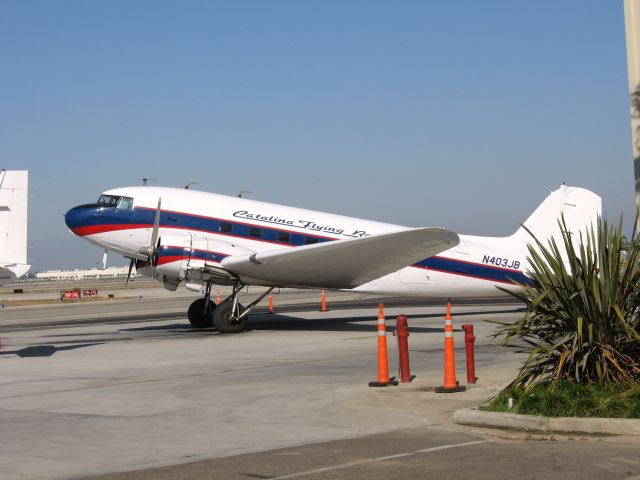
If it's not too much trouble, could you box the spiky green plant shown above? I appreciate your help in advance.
[493,216,640,387]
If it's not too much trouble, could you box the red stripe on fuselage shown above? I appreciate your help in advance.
[72,224,152,236]
[156,255,186,266]
[155,255,224,266]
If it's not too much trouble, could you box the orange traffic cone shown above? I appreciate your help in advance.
[369,303,398,387]
[216,288,221,304]
[268,292,275,314]
[435,301,465,393]
[319,289,329,312]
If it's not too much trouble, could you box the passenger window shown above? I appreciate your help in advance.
[219,222,232,233]
[304,237,318,245]
[249,227,262,238]
[277,232,291,243]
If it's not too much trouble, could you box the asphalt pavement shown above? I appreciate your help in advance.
[1,288,638,480]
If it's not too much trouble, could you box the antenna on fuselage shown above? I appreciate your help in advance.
[142,177,156,186]
[236,190,253,198]
[184,182,199,189]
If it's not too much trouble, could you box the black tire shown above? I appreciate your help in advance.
[213,301,248,333]
[187,298,215,328]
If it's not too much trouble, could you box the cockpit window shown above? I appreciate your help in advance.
[117,197,133,211]
[98,194,120,206]
[97,195,134,211]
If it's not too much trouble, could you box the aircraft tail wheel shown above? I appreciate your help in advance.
[213,301,248,333]
[187,298,215,328]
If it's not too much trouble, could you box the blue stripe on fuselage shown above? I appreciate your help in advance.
[136,207,331,247]
[158,246,228,263]
[415,257,531,285]
[78,205,529,285]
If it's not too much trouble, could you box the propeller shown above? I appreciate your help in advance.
[152,236,161,270]
[137,197,162,277]
[125,257,135,286]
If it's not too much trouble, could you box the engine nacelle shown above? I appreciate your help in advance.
[152,233,254,290]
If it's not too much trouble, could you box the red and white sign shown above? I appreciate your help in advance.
[82,289,99,297]
[61,290,81,300]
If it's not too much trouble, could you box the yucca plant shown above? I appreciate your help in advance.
[493,216,640,387]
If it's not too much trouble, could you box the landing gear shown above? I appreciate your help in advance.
[187,282,217,329]
[187,298,215,328]
[208,282,275,334]
[213,301,247,333]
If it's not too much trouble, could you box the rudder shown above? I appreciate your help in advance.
[510,184,602,251]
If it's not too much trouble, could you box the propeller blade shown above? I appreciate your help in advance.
[150,197,162,249]
[125,258,135,286]
[152,236,161,268]
[138,197,162,259]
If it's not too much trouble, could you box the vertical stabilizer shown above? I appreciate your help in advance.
[510,184,602,253]
[0,170,30,282]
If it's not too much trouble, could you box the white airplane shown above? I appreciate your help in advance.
[64,184,601,333]
[0,170,30,285]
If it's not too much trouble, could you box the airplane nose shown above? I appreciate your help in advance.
[65,205,93,234]
[65,207,80,232]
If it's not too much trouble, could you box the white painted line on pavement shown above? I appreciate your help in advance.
[269,440,487,479]
[415,440,487,453]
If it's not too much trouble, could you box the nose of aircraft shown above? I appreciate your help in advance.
[64,204,94,234]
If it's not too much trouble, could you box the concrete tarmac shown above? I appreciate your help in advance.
[82,426,640,480]
[1,291,637,480]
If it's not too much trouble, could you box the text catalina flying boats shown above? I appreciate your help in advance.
[65,184,601,333]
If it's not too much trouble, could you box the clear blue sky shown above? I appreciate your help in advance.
[0,1,634,271]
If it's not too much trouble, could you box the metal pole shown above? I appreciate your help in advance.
[395,314,415,383]
[461,324,477,384]
[624,0,640,221]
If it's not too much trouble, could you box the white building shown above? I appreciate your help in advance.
[35,266,139,281]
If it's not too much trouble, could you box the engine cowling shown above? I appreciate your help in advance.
[151,233,254,290]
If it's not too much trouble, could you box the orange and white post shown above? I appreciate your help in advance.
[319,289,329,312]
[368,303,397,387]
[268,292,275,314]
[435,301,465,393]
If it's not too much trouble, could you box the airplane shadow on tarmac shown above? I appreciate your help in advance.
[0,342,104,358]
[118,307,523,335]
[248,315,443,333]
[117,316,443,334]
[120,323,194,332]
[246,307,523,334]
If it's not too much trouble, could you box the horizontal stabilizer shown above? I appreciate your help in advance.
[0,264,30,285]
[221,227,459,289]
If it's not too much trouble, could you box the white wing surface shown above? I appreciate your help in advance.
[221,227,459,289]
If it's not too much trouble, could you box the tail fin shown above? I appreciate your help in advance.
[510,184,602,251]
[0,170,30,282]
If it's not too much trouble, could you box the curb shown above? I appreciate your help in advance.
[453,408,640,435]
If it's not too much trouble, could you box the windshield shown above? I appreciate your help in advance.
[97,195,134,211]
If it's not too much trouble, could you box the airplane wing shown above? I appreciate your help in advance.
[221,227,459,289]
[0,264,30,285]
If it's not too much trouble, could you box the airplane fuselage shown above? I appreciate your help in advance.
[65,186,528,299]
